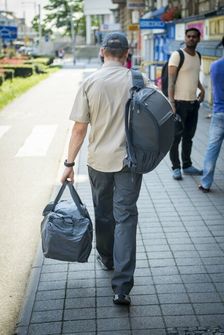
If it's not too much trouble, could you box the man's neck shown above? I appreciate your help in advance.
[183,46,197,56]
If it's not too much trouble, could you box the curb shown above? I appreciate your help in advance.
[14,243,43,335]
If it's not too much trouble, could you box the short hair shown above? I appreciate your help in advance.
[103,47,128,59]
[185,28,201,37]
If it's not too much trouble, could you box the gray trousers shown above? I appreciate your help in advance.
[88,166,142,294]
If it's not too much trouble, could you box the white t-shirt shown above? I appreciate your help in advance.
[168,49,201,101]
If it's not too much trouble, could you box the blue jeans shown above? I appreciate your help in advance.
[201,113,224,189]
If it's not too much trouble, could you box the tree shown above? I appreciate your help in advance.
[32,15,53,37]
[43,0,85,37]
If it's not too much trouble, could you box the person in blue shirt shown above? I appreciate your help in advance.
[199,36,224,192]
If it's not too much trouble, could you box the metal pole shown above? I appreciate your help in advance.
[5,0,8,11]
[69,5,76,65]
[38,4,42,41]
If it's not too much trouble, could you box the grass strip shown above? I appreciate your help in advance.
[0,67,60,110]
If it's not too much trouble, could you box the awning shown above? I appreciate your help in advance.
[142,6,167,19]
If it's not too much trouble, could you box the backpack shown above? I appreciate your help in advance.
[124,69,175,174]
[161,49,201,97]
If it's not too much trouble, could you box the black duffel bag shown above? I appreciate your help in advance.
[41,181,93,262]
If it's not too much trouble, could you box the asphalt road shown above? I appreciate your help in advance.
[0,67,85,335]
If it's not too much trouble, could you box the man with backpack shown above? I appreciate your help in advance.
[60,32,152,306]
[168,27,205,180]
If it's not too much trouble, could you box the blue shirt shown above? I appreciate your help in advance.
[210,57,224,113]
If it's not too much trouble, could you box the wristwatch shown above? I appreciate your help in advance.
[64,159,75,167]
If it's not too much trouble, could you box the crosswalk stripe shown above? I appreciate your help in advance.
[0,126,11,139]
[16,125,58,157]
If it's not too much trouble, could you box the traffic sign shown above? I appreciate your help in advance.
[139,18,166,30]
[0,26,18,41]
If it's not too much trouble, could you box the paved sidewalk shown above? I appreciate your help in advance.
[15,66,224,335]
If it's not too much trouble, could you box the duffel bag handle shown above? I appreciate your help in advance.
[52,181,87,217]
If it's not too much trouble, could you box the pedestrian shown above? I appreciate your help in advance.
[168,27,205,180]
[60,32,152,305]
[58,48,65,59]
[126,52,132,69]
[198,36,224,192]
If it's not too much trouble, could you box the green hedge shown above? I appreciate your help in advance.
[0,74,4,86]
[3,69,14,81]
[1,65,34,77]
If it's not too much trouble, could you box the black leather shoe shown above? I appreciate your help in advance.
[97,255,114,271]
[113,294,131,305]
[198,185,210,193]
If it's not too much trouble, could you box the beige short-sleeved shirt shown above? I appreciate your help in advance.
[168,49,200,101]
[70,61,151,172]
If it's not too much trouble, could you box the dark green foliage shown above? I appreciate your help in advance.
[43,0,85,36]
[0,74,4,86]
[1,65,34,77]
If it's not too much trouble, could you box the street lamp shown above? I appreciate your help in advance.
[67,0,76,65]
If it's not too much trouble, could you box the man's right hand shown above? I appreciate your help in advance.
[61,167,74,183]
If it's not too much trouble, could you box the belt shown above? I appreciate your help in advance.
[175,100,197,104]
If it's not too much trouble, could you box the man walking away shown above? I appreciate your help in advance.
[199,36,224,192]
[168,28,205,180]
[61,32,151,305]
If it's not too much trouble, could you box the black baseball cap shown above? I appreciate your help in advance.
[101,32,129,50]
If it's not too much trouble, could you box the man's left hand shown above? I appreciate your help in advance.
[198,90,205,102]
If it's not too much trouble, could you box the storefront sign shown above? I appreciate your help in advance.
[140,18,165,30]
[127,0,145,9]
[128,24,139,31]
[186,21,204,39]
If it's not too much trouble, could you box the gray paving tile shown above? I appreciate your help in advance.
[31,310,63,323]
[158,293,190,304]
[129,305,161,317]
[28,322,61,335]
[132,330,166,335]
[65,298,95,309]
[62,320,96,333]
[161,304,194,316]
[153,275,182,284]
[36,289,65,301]
[151,266,179,276]
[193,303,224,314]
[178,265,207,274]
[156,284,186,294]
[63,308,95,320]
[131,294,159,305]
[181,273,211,283]
[33,299,64,312]
[185,283,216,293]
[67,279,95,288]
[68,270,95,280]
[131,316,165,329]
[97,318,130,332]
[38,281,66,291]
[97,306,129,318]
[198,314,224,327]
[149,258,176,267]
[41,264,68,273]
[131,285,156,295]
[210,273,224,282]
[214,282,224,292]
[40,272,67,282]
[164,315,199,328]
[98,332,131,335]
[189,292,222,303]
[66,287,95,298]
